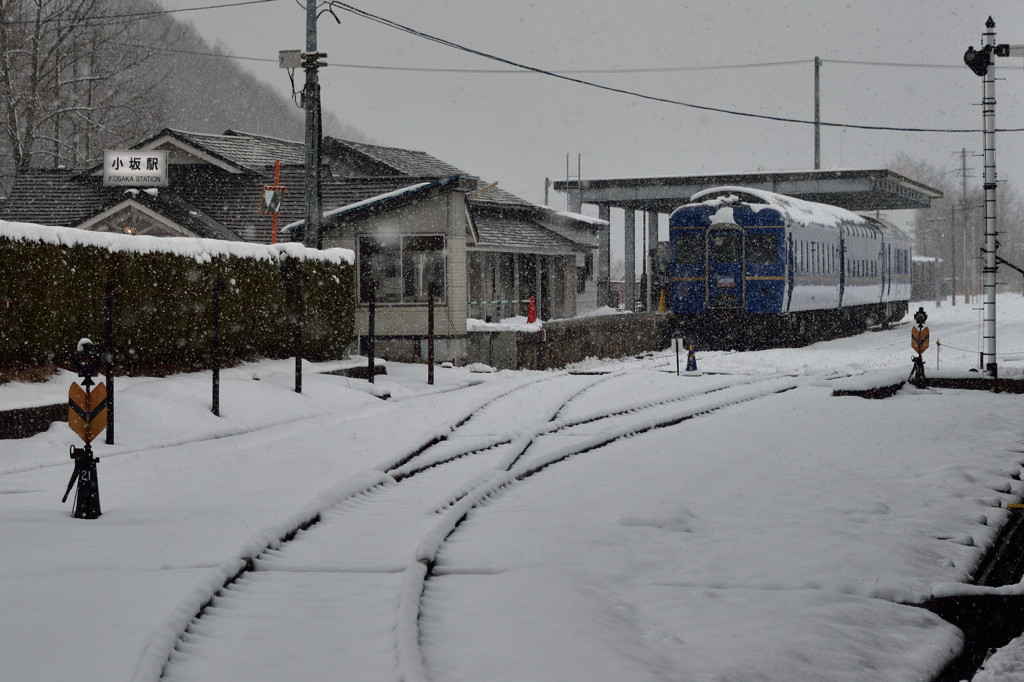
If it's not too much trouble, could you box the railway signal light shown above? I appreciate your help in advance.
[964,45,993,76]
[913,306,928,327]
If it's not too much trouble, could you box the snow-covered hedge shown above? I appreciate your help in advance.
[0,221,355,372]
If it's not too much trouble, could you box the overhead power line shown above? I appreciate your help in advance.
[113,42,996,77]
[324,58,816,74]
[320,58,979,75]
[326,1,1024,134]
[24,0,1020,133]
[0,0,278,25]
[123,42,278,63]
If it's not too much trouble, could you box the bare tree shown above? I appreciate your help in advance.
[887,151,1024,297]
[0,0,176,189]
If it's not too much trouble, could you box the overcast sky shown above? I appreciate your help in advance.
[158,0,1024,212]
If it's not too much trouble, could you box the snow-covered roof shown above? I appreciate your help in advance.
[553,209,609,227]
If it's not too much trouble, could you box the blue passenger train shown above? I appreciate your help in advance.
[666,187,912,347]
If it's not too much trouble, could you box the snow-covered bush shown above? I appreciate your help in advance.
[0,223,354,373]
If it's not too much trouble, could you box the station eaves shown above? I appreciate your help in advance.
[553,168,943,214]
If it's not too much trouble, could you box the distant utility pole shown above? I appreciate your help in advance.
[814,56,821,170]
[959,147,977,306]
[302,2,327,249]
[963,16,1024,378]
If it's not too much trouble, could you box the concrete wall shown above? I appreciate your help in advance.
[468,313,666,370]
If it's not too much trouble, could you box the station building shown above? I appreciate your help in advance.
[0,129,602,363]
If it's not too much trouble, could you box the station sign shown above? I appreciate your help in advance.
[103,150,168,187]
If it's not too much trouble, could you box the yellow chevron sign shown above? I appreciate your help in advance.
[68,382,108,444]
[911,326,930,355]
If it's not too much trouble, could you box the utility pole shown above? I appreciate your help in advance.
[949,203,956,306]
[814,56,821,170]
[960,148,972,305]
[302,2,327,249]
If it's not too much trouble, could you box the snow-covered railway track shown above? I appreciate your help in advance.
[147,371,798,682]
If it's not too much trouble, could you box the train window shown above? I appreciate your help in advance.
[746,233,777,265]
[711,231,740,263]
[675,233,704,265]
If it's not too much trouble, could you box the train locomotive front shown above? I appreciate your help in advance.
[665,187,911,348]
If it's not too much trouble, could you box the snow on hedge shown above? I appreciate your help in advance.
[0,219,354,266]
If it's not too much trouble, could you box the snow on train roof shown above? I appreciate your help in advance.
[689,186,870,229]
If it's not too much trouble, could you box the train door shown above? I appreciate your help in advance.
[887,243,892,296]
[706,226,744,309]
[838,229,846,307]
[879,239,887,302]
[786,234,795,312]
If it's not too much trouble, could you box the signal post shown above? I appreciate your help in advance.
[63,339,108,519]
[909,307,930,389]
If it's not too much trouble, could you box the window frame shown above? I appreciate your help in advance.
[358,233,447,305]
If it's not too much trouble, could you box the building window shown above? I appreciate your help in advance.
[577,252,594,294]
[359,234,446,304]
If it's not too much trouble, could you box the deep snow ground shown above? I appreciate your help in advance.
[4,296,1024,680]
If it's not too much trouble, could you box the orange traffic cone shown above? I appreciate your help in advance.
[526,296,537,323]
[657,289,667,314]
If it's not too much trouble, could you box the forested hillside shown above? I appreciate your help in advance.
[0,0,365,194]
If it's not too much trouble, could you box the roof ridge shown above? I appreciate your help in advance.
[221,129,304,146]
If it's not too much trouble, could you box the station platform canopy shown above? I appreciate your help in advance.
[553,168,943,214]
